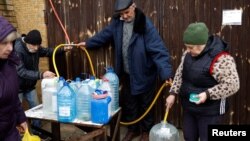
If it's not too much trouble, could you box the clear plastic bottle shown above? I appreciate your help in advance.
[76,81,92,121]
[69,80,76,93]
[75,77,82,89]
[41,77,57,114]
[98,78,113,115]
[57,81,76,123]
[149,121,179,141]
[104,67,119,113]
[88,75,96,91]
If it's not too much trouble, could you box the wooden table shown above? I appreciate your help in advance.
[25,104,121,141]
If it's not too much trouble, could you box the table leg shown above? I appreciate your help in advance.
[51,122,61,141]
[110,109,121,141]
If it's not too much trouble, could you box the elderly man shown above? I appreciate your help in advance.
[78,0,172,140]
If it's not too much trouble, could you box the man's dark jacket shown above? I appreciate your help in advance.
[86,8,172,95]
[14,38,64,93]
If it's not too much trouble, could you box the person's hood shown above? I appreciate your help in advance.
[197,35,229,58]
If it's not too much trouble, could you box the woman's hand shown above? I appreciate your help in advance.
[166,94,176,109]
[195,92,207,104]
[16,121,28,134]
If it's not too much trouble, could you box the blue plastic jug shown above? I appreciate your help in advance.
[91,96,111,124]
[57,81,76,123]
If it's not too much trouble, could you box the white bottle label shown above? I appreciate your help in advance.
[59,106,70,116]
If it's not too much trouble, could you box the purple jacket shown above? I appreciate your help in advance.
[0,52,27,140]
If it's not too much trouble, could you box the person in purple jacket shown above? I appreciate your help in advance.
[0,16,27,141]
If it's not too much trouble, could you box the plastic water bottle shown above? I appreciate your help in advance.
[104,67,119,113]
[75,77,81,89]
[149,121,179,141]
[76,81,92,121]
[88,75,96,91]
[41,77,57,114]
[57,76,65,92]
[98,78,113,114]
[57,81,76,123]
[69,80,77,93]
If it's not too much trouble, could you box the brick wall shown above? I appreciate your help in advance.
[0,0,17,27]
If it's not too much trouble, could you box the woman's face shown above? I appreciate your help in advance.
[185,44,206,57]
[0,41,13,59]
[0,32,16,59]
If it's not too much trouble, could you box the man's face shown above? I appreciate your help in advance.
[185,44,206,57]
[26,43,39,53]
[119,4,136,22]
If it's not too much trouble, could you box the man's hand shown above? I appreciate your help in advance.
[43,71,55,78]
[77,42,86,47]
[64,46,73,51]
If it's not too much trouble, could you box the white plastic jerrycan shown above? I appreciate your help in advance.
[41,77,58,114]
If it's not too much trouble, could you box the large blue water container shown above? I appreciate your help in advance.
[104,67,119,113]
[57,81,76,123]
[76,81,92,121]
[91,96,111,124]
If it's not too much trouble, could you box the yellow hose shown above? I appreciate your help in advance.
[163,105,169,124]
[52,44,96,77]
[120,82,172,125]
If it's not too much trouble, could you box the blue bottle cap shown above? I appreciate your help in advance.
[75,77,81,82]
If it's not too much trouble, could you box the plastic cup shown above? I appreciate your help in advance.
[189,93,199,103]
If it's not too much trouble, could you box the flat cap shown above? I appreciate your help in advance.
[114,0,133,12]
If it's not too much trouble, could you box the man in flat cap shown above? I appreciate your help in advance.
[78,1,172,140]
